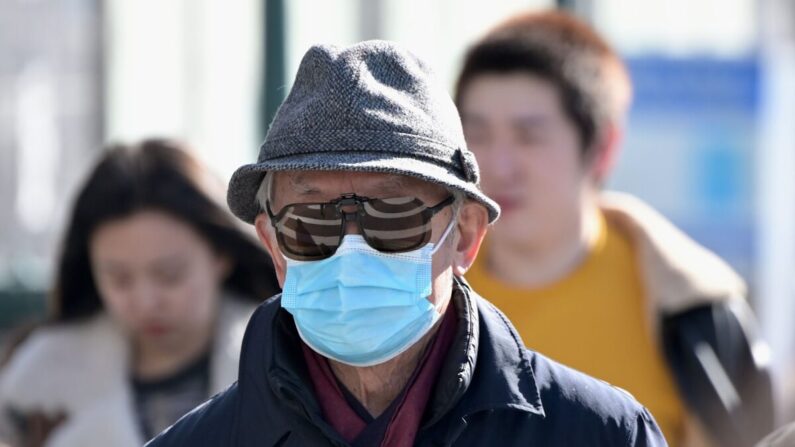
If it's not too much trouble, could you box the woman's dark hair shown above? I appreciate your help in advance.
[51,139,280,322]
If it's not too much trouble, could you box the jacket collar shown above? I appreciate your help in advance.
[250,297,346,445]
[436,278,544,420]
[600,192,746,314]
[250,277,544,443]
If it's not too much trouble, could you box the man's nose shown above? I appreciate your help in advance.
[341,211,362,235]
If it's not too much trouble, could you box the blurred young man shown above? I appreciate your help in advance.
[456,10,774,447]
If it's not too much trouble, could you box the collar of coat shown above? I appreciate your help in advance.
[600,191,747,314]
[238,278,545,445]
[0,296,255,447]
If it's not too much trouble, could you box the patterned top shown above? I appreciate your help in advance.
[132,353,210,440]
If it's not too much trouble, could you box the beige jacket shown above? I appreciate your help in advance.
[600,192,757,447]
[0,297,255,447]
[600,192,746,317]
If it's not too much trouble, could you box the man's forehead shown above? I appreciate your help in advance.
[273,170,445,199]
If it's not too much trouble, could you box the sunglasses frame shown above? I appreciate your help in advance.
[265,193,455,260]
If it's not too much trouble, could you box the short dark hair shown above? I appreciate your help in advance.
[51,139,281,322]
[455,10,631,152]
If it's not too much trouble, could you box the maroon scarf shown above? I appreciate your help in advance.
[301,306,457,446]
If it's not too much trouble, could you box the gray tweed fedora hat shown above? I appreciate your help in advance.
[228,40,500,224]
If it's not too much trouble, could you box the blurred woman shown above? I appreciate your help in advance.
[0,139,280,446]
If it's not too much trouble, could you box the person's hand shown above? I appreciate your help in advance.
[22,411,66,447]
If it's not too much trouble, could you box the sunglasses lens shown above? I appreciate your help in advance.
[274,203,342,260]
[361,197,432,252]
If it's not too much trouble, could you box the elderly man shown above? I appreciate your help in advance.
[146,41,666,446]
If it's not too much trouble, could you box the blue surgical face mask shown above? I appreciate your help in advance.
[281,217,456,367]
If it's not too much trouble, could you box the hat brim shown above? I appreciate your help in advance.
[227,152,500,224]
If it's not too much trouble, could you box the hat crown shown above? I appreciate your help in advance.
[261,41,471,178]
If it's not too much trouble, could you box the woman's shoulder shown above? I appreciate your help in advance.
[218,292,260,319]
[0,314,129,412]
[207,293,264,393]
[215,292,260,350]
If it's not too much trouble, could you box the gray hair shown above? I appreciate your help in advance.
[255,171,275,213]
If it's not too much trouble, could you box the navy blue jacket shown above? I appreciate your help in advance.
[147,279,667,446]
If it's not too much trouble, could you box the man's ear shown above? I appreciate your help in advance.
[254,214,286,287]
[589,122,623,184]
[453,202,489,277]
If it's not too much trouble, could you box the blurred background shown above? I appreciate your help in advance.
[0,0,793,419]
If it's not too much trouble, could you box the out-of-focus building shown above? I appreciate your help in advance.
[0,0,103,328]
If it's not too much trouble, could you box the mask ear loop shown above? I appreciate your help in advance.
[426,200,464,319]
[428,208,459,315]
[430,202,459,256]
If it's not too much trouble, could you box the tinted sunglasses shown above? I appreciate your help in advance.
[265,194,454,261]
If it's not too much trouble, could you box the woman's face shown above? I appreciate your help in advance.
[89,210,229,352]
